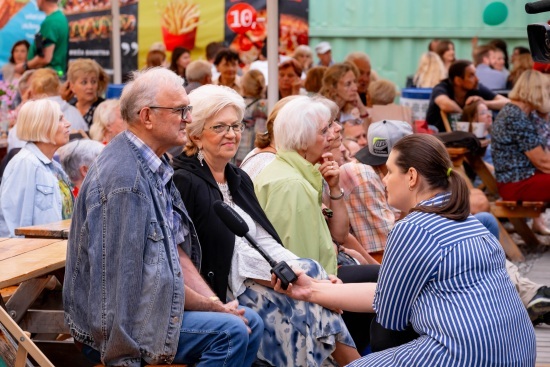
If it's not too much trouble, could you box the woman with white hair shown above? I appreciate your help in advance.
[172,85,359,367]
[254,95,343,275]
[0,99,73,237]
[88,99,128,144]
[58,139,104,196]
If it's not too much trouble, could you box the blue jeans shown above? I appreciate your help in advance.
[474,212,500,240]
[173,306,263,367]
[82,306,263,366]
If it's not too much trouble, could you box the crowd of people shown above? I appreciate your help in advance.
[1,17,550,366]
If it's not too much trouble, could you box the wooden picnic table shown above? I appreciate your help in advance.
[0,237,70,366]
[14,219,72,239]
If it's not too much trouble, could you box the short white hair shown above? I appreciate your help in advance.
[89,99,119,141]
[274,96,331,151]
[57,139,104,183]
[184,84,246,155]
[16,99,62,143]
[120,67,185,125]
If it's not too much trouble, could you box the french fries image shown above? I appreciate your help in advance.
[161,0,199,35]
[160,0,200,51]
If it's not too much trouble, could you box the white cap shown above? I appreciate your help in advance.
[315,41,331,54]
[354,120,413,166]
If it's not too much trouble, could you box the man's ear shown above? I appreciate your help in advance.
[139,107,153,129]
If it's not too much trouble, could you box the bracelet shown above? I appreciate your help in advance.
[329,188,344,200]
[359,111,369,119]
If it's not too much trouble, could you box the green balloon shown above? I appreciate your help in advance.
[483,2,508,26]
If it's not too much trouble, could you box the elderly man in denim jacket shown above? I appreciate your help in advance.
[63,67,263,367]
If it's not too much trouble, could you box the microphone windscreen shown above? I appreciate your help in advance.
[213,200,249,237]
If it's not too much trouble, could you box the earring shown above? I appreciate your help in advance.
[197,149,204,166]
[408,184,413,191]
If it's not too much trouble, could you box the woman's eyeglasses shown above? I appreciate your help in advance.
[208,123,245,134]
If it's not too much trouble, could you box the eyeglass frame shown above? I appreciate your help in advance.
[139,105,193,120]
[207,122,245,134]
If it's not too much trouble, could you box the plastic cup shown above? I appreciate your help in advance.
[455,121,470,132]
[472,122,486,138]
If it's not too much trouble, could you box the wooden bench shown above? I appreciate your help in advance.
[491,200,548,248]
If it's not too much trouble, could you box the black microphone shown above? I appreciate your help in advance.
[213,200,297,290]
[526,0,550,14]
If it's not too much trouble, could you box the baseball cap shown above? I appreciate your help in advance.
[315,42,331,55]
[354,120,413,166]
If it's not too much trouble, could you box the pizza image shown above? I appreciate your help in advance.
[229,10,308,65]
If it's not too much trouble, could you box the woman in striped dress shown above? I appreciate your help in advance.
[274,134,536,366]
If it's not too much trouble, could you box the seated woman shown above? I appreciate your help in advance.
[320,62,369,124]
[0,99,73,237]
[213,48,242,94]
[491,69,550,234]
[169,47,191,79]
[57,139,104,197]
[275,134,536,366]
[1,40,30,84]
[240,95,299,180]
[88,99,128,144]
[278,58,302,99]
[367,79,413,126]
[171,85,359,367]
[67,58,109,128]
[411,51,446,88]
[236,69,268,165]
[253,95,379,353]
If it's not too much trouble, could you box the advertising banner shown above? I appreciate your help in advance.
[0,0,44,67]
[1,0,309,79]
[137,0,224,68]
[223,0,309,64]
[64,0,138,79]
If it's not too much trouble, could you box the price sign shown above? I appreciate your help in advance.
[226,3,257,34]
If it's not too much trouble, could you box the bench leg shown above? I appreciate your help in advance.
[510,218,541,247]
[497,220,525,262]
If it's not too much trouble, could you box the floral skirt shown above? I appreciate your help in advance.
[237,258,355,367]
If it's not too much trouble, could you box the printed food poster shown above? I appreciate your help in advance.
[224,0,309,65]
[0,0,44,67]
[1,0,309,79]
[138,0,224,69]
[64,0,139,79]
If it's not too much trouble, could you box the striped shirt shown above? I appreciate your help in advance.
[349,193,536,366]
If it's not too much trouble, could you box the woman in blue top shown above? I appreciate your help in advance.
[275,134,536,366]
[0,99,73,237]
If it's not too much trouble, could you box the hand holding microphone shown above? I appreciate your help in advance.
[213,201,298,290]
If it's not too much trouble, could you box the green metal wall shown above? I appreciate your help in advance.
[309,0,549,88]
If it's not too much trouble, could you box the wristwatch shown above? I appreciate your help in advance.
[329,188,344,200]
[23,61,28,71]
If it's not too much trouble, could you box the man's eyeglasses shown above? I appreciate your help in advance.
[141,105,193,120]
[208,123,245,134]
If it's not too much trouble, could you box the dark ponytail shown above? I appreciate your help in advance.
[393,134,470,221]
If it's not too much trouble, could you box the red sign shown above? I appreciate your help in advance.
[226,3,258,34]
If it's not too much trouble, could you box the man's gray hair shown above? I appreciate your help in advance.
[185,60,212,83]
[120,67,185,125]
[58,139,104,183]
[345,51,371,64]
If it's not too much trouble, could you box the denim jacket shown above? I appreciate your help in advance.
[0,142,69,237]
[63,133,201,366]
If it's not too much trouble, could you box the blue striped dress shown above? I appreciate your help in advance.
[349,193,536,367]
